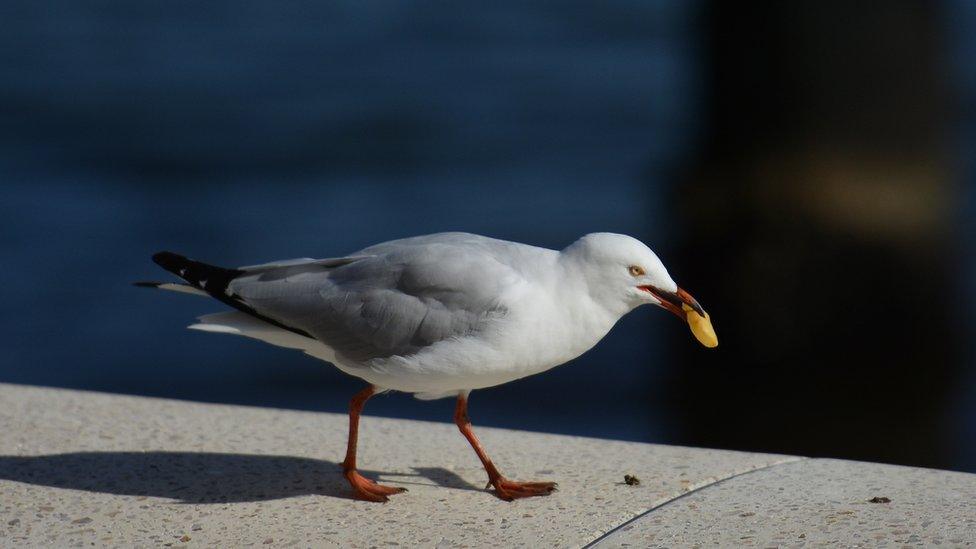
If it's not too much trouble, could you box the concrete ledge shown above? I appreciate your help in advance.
[0,384,972,547]
[593,457,976,547]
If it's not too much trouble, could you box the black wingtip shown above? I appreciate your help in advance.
[152,251,187,271]
[149,250,243,294]
[145,250,313,340]
[133,281,162,288]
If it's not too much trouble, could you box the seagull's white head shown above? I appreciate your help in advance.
[562,233,717,347]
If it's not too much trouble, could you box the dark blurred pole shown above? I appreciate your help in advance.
[670,2,961,468]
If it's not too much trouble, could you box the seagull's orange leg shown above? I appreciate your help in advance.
[454,393,557,501]
[342,385,406,502]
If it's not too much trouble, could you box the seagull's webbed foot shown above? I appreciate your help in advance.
[345,469,407,503]
[489,477,558,501]
[454,393,558,501]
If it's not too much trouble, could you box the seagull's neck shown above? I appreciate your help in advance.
[555,253,632,332]
[489,250,632,372]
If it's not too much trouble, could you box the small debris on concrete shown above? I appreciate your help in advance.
[868,496,891,504]
[624,474,641,486]
[179,535,191,543]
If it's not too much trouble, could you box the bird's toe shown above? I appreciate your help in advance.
[345,470,407,502]
[490,477,558,500]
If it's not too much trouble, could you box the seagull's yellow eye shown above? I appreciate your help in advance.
[628,265,645,277]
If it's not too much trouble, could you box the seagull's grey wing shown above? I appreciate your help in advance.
[238,256,372,279]
[227,244,520,364]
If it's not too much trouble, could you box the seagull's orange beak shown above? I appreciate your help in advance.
[639,285,718,348]
[639,285,702,318]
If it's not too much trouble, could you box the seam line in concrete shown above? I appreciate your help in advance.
[583,456,809,548]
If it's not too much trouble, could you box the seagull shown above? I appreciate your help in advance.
[137,232,717,502]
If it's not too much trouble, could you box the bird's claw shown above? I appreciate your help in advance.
[345,469,407,503]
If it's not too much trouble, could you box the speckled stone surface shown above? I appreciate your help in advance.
[0,384,795,548]
[593,458,976,548]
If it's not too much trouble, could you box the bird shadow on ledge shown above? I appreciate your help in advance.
[0,452,481,503]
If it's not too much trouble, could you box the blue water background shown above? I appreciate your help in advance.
[0,1,700,442]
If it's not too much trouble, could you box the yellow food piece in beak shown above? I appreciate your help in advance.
[682,303,718,348]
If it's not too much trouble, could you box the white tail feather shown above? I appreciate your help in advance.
[188,311,336,362]
[156,283,209,297]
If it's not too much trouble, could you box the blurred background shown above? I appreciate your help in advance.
[2,1,974,472]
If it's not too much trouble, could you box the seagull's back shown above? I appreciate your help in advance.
[356,232,556,273]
